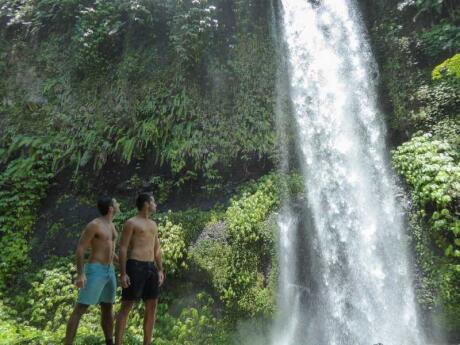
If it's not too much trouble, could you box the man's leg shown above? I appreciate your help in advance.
[115,300,135,345]
[143,299,158,345]
[64,303,89,345]
[100,303,114,345]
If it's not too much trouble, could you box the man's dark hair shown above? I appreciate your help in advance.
[136,192,153,211]
[97,196,114,215]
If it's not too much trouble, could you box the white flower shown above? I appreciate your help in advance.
[83,29,94,37]
[397,0,415,11]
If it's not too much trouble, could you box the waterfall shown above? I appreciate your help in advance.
[273,1,426,344]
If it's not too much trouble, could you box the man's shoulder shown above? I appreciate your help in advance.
[125,216,137,225]
[123,217,140,231]
[86,218,102,230]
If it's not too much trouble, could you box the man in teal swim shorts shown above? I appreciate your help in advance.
[65,196,120,345]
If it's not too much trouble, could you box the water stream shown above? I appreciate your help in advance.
[273,1,426,344]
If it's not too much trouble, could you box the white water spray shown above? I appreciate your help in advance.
[274,1,426,344]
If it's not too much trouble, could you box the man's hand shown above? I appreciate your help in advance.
[75,274,86,289]
[120,273,131,288]
[159,270,165,287]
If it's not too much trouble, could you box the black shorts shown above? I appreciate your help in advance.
[122,259,160,301]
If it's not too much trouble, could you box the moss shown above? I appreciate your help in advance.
[408,209,460,338]
[432,53,460,80]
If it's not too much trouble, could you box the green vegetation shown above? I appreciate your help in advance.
[219,176,279,318]
[0,257,233,344]
[0,0,458,342]
[0,174,284,343]
[0,144,54,291]
[393,128,460,257]
[419,21,460,58]
[392,124,460,334]
[0,0,276,187]
[0,0,279,341]
[432,53,460,80]
[368,0,460,339]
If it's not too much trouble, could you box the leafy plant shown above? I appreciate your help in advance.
[407,208,460,335]
[408,78,460,128]
[419,21,460,59]
[158,218,188,275]
[169,0,219,76]
[169,293,231,345]
[72,0,125,75]
[0,142,54,290]
[392,129,460,257]
[222,175,279,317]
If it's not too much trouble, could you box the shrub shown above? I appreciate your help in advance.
[24,258,101,333]
[157,208,221,244]
[419,21,460,59]
[226,175,279,245]
[189,240,231,299]
[169,294,231,345]
[72,0,125,75]
[169,0,219,75]
[392,129,460,257]
[158,218,188,275]
[408,78,460,129]
[408,209,460,336]
[222,175,279,318]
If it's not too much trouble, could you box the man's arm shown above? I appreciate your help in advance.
[75,223,96,288]
[154,228,165,286]
[119,220,134,288]
[112,225,119,265]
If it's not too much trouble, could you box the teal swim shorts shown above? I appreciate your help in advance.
[77,263,116,305]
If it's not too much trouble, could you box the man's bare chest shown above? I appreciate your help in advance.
[94,226,115,243]
[133,225,156,241]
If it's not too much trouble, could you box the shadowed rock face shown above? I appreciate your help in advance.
[194,220,228,244]
[30,152,271,262]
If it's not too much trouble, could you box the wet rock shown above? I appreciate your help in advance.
[194,220,228,245]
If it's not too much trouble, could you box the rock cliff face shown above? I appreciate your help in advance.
[0,0,277,268]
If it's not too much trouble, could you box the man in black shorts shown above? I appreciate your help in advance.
[115,193,164,345]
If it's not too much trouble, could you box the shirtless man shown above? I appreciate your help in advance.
[65,196,120,345]
[115,192,164,345]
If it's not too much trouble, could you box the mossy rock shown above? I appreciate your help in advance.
[432,53,460,80]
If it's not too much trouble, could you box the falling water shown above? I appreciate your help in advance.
[273,1,426,344]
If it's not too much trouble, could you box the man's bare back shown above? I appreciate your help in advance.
[126,216,159,262]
